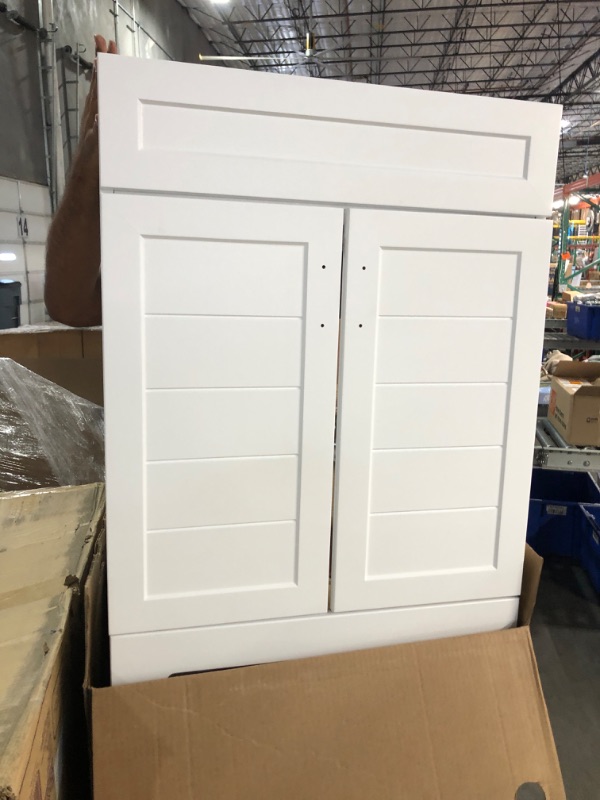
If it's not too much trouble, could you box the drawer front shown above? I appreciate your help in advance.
[98,56,561,217]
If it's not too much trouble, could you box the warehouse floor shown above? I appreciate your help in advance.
[531,559,600,800]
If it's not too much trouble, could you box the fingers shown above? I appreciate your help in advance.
[94,34,118,55]
[80,34,117,138]
[80,66,98,136]
[94,34,108,54]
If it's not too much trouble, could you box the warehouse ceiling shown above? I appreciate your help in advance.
[177,0,600,186]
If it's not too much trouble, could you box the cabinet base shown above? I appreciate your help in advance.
[110,596,520,685]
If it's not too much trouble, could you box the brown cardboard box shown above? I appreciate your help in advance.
[0,483,105,800]
[548,300,568,319]
[0,327,103,405]
[0,359,104,492]
[548,361,600,446]
[90,547,566,800]
[561,289,583,303]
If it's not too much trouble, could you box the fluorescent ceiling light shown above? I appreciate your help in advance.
[560,119,572,130]
[0,252,16,262]
[552,199,564,209]
[568,195,580,205]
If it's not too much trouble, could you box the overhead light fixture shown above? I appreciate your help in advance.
[0,252,16,262]
[560,119,572,130]
[552,199,564,210]
[568,195,580,206]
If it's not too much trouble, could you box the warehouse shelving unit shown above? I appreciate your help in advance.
[536,319,600,470]
[534,418,600,471]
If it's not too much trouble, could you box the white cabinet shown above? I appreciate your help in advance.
[99,55,561,685]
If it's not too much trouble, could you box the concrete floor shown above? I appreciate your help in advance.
[531,559,600,800]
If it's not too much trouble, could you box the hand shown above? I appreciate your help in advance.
[80,34,118,139]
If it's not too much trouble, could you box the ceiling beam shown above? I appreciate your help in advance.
[257,56,559,72]
[534,43,600,101]
[238,37,586,60]
[188,0,600,28]
[232,29,600,49]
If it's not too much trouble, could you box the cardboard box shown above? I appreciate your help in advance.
[0,326,103,405]
[561,289,583,303]
[0,483,105,800]
[90,547,566,800]
[548,361,600,446]
[548,301,567,319]
[0,359,104,492]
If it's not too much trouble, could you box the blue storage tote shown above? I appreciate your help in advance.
[577,505,600,594]
[526,469,600,558]
[566,302,600,340]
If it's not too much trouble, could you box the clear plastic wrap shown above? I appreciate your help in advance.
[0,358,104,491]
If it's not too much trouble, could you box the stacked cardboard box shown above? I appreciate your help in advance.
[0,484,105,800]
[0,326,103,405]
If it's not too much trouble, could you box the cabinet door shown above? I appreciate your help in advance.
[332,209,551,612]
[102,195,343,634]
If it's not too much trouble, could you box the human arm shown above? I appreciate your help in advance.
[44,36,117,327]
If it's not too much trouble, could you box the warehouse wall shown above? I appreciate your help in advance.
[0,1,47,184]
[0,0,215,186]
[0,0,214,326]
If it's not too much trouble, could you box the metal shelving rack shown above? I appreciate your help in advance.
[535,320,600,470]
[535,418,600,470]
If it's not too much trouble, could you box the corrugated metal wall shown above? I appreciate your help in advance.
[0,1,46,183]
[0,0,215,186]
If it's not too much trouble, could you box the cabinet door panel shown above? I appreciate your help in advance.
[374,384,507,449]
[147,389,300,461]
[102,195,343,634]
[332,209,551,611]
[376,318,512,383]
[371,448,502,513]
[146,457,298,530]
[145,316,303,388]
[379,251,517,318]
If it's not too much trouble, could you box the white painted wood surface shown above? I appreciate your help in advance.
[98,57,561,683]
[332,209,552,612]
[110,596,520,684]
[101,193,343,634]
[98,55,561,217]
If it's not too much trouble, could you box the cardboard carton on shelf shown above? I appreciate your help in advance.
[548,361,600,447]
[548,300,568,319]
[89,546,566,800]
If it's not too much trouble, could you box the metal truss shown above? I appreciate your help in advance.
[178,0,600,183]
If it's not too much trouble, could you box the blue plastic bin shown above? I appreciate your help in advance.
[526,469,600,558]
[577,505,600,594]
[566,302,600,340]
